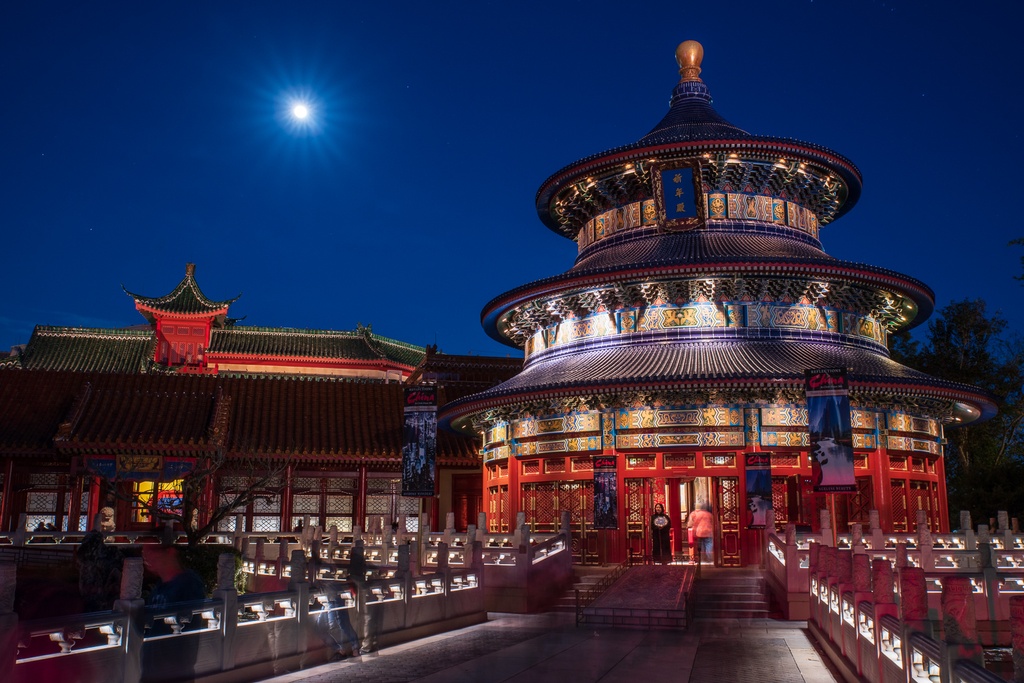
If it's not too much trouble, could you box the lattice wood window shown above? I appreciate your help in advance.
[770,452,800,468]
[626,455,656,469]
[571,458,593,472]
[891,479,908,532]
[703,453,736,467]
[910,457,925,472]
[544,459,566,474]
[522,461,540,475]
[889,456,907,471]
[771,477,789,527]
[854,454,868,469]
[665,453,696,469]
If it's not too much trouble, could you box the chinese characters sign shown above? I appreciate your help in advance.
[654,163,703,231]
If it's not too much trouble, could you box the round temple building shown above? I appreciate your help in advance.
[440,41,995,566]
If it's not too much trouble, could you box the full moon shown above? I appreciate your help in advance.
[291,103,310,120]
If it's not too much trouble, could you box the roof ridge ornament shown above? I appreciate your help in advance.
[676,40,703,82]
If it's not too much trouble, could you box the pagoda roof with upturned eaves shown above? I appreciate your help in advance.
[124,263,240,322]
[207,326,426,368]
[535,48,862,236]
[0,370,480,464]
[2,326,157,373]
[441,332,998,430]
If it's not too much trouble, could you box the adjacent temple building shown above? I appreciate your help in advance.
[0,41,997,567]
[439,41,995,565]
[0,264,521,537]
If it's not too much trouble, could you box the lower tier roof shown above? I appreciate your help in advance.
[441,337,996,429]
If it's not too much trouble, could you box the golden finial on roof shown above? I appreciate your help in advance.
[676,40,704,82]
[185,262,196,277]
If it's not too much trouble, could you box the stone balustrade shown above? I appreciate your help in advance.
[762,508,1024,682]
[1,544,487,683]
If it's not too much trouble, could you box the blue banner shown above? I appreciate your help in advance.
[402,386,437,497]
[593,456,618,529]
[744,452,772,529]
[805,368,856,493]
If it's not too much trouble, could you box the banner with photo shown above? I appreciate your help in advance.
[592,455,618,529]
[805,368,856,493]
[402,386,437,497]
[744,452,773,529]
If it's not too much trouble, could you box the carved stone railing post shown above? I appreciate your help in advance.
[872,558,895,605]
[852,554,871,593]
[978,525,993,569]
[785,523,796,547]
[115,557,145,683]
[215,553,239,672]
[476,512,487,541]
[397,543,410,578]
[1010,595,1024,683]
[836,548,853,587]
[916,510,934,570]
[0,563,17,682]
[941,575,983,666]
[276,537,289,580]
[869,510,884,550]
[960,510,977,550]
[13,514,26,547]
[288,549,309,660]
[233,513,245,550]
[437,541,450,573]
[898,566,930,635]
[895,542,909,570]
[851,523,864,553]
[328,524,339,561]
[820,508,834,547]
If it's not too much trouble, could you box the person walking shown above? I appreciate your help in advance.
[650,503,671,564]
[688,504,714,565]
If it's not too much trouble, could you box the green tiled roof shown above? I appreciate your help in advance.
[8,326,156,373]
[124,263,239,318]
[207,326,425,368]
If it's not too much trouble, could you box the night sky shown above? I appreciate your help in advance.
[2,1,1021,357]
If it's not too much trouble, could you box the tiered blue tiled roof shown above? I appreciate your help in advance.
[443,335,996,421]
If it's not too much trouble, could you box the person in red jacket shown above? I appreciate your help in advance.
[688,505,714,564]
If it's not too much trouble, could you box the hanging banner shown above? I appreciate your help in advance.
[592,455,618,529]
[402,386,437,497]
[805,368,856,493]
[744,452,773,529]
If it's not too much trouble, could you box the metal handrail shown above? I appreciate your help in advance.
[574,554,634,626]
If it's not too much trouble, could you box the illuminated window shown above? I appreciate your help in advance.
[133,480,184,523]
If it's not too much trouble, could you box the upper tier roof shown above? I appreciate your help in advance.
[535,41,862,234]
[124,263,240,322]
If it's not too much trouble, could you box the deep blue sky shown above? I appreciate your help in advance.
[2,1,1021,357]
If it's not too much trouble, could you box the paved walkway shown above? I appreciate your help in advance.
[261,613,840,683]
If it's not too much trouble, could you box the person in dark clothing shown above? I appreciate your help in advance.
[142,544,207,681]
[348,546,380,654]
[76,531,124,612]
[650,503,672,563]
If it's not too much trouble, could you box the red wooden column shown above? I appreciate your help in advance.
[869,443,891,531]
[503,456,517,534]
[281,464,294,532]
[934,456,949,532]
[356,465,368,530]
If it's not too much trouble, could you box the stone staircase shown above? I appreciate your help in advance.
[549,566,616,613]
[692,567,774,619]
